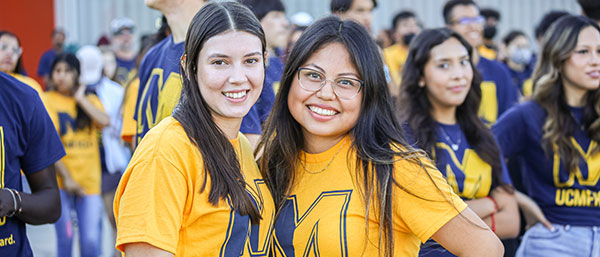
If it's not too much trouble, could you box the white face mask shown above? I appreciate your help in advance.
[509,47,533,65]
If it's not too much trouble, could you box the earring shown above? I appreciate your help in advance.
[419,81,425,87]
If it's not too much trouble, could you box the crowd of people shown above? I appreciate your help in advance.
[0,0,599,256]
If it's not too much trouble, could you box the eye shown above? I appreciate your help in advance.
[438,63,449,69]
[305,71,322,81]
[245,58,259,64]
[211,59,227,65]
[575,49,589,55]
[460,59,470,66]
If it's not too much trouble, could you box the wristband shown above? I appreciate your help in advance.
[490,213,496,233]
[486,196,498,213]
[11,189,22,215]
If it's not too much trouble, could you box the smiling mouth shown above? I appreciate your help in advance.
[222,90,248,99]
[307,105,338,116]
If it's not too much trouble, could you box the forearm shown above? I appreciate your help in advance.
[55,160,71,180]
[465,197,496,219]
[16,166,61,224]
[75,95,110,127]
[491,189,520,239]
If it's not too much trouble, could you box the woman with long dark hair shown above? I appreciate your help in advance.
[493,15,600,257]
[0,31,44,95]
[398,28,519,256]
[114,2,275,256]
[259,16,502,257]
[44,52,110,257]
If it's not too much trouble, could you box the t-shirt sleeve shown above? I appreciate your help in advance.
[394,156,468,243]
[20,94,66,174]
[121,79,139,143]
[492,105,526,159]
[114,150,188,254]
[240,106,261,135]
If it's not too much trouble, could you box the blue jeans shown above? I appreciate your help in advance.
[54,190,103,257]
[516,223,600,257]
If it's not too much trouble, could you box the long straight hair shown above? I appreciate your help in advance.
[398,28,509,193]
[172,1,266,224]
[532,15,600,172]
[258,16,429,257]
[50,53,93,131]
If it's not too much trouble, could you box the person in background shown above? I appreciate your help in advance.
[38,28,66,89]
[77,45,131,257]
[443,0,519,125]
[114,2,275,256]
[111,17,137,85]
[383,10,421,88]
[493,15,600,257]
[0,71,65,257]
[260,16,504,257]
[501,31,535,97]
[133,0,206,145]
[480,8,500,60]
[45,53,109,257]
[287,12,314,56]
[0,31,44,96]
[397,28,519,256]
[330,0,377,33]
[534,11,570,45]
[578,0,600,25]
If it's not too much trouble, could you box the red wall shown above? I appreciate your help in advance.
[0,0,55,88]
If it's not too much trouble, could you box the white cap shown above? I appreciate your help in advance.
[290,12,314,27]
[111,17,135,35]
[76,45,103,85]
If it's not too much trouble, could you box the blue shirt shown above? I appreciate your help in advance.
[477,57,519,124]
[0,72,65,257]
[115,56,136,85]
[493,101,600,226]
[37,49,57,77]
[134,36,261,142]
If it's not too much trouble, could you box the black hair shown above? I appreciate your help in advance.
[480,8,501,21]
[173,1,266,224]
[578,0,600,21]
[330,0,378,13]
[502,30,527,46]
[52,28,65,37]
[50,53,93,130]
[239,0,285,21]
[0,31,26,75]
[259,15,430,257]
[534,10,570,39]
[391,10,416,30]
[442,0,479,24]
[399,28,510,194]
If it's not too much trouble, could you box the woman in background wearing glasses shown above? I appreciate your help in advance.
[258,16,503,257]
[0,31,45,98]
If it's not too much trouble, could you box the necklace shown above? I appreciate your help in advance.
[300,137,348,174]
[569,111,586,131]
[438,125,462,151]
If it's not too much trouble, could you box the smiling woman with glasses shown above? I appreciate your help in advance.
[258,16,504,257]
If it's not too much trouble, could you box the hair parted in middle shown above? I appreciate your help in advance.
[173,1,266,224]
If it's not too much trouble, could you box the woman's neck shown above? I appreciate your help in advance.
[162,1,206,44]
[562,80,588,107]
[431,104,457,125]
[212,115,242,140]
[303,133,347,154]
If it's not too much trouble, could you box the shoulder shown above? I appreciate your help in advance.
[0,72,40,106]
[479,57,510,76]
[135,117,197,158]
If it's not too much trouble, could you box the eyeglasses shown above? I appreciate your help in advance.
[297,67,363,99]
[452,15,485,26]
[0,43,22,56]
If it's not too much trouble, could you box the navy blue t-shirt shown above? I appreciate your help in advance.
[477,57,519,124]
[416,122,512,257]
[493,101,600,226]
[134,36,262,143]
[115,56,136,85]
[0,72,65,256]
[37,49,56,78]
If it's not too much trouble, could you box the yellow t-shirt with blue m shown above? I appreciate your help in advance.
[493,101,600,226]
[45,91,104,195]
[272,136,467,257]
[114,117,275,256]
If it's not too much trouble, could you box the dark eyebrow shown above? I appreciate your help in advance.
[208,52,262,59]
[338,72,360,78]
[305,63,326,73]
[244,52,262,57]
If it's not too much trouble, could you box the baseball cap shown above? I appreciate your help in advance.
[76,45,104,85]
[111,17,135,35]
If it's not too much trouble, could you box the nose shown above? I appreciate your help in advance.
[228,64,248,84]
[590,49,600,66]
[316,79,336,100]
[450,65,467,80]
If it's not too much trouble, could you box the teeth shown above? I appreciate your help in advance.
[308,106,336,116]
[223,91,247,99]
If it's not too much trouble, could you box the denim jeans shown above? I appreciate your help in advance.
[516,223,600,257]
[55,190,103,257]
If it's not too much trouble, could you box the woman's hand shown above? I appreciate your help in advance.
[74,82,86,102]
[63,177,86,197]
[515,191,553,230]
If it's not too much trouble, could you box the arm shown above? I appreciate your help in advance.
[515,190,553,230]
[16,165,61,224]
[55,160,86,196]
[123,242,174,257]
[432,207,504,257]
[74,83,110,127]
[488,187,520,238]
[464,197,496,219]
